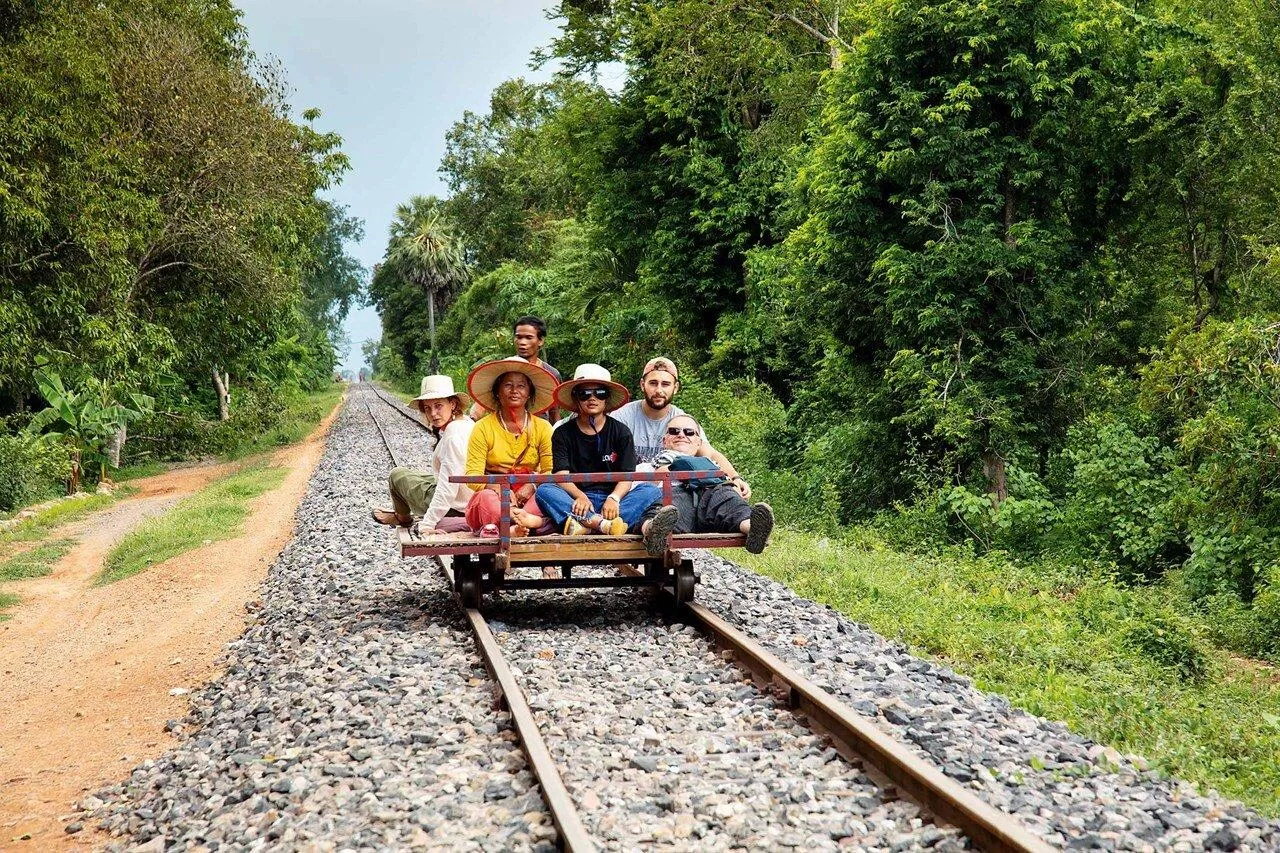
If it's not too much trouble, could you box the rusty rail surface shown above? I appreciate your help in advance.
[440,562,596,853]
[678,597,1055,853]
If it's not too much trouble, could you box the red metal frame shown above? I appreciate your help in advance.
[399,469,747,572]
[451,469,727,554]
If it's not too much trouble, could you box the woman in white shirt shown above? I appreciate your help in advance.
[372,375,474,533]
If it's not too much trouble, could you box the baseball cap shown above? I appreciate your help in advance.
[642,356,678,380]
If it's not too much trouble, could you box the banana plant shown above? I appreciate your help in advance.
[25,370,155,493]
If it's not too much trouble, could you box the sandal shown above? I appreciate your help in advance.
[372,508,406,526]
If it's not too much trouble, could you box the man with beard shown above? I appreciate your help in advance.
[610,357,750,499]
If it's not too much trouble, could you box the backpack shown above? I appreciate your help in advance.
[669,454,726,489]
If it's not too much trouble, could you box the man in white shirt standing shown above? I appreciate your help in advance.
[372,375,474,532]
[610,356,752,500]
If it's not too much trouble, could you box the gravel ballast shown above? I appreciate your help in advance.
[87,387,1280,851]
[691,551,1280,851]
[90,389,553,851]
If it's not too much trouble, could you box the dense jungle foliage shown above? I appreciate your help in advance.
[368,0,1280,662]
[0,0,364,508]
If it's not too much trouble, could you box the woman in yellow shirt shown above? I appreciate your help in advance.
[463,357,556,534]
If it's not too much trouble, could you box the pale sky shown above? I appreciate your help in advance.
[236,1,565,374]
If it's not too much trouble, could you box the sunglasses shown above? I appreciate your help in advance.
[573,387,610,401]
[666,427,699,437]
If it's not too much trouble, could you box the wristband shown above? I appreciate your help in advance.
[605,494,620,503]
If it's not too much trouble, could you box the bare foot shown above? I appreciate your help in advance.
[511,508,541,529]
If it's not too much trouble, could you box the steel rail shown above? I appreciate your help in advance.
[370,381,1044,850]
[366,387,595,850]
[441,562,597,853]
[679,598,1055,853]
[361,385,405,468]
[370,386,428,428]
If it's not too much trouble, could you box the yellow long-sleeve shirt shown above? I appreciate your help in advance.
[464,412,553,489]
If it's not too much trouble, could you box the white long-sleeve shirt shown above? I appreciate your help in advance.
[420,417,476,530]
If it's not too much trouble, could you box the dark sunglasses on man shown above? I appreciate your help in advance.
[573,387,610,401]
[666,426,699,437]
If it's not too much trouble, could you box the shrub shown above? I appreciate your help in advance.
[938,464,1059,554]
[1183,524,1280,603]
[1051,416,1185,580]
[1122,614,1211,682]
[127,381,294,462]
[1248,584,1280,662]
[1139,317,1280,599]
[0,432,72,512]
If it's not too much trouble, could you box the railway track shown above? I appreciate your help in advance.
[362,385,425,468]
[363,384,1052,852]
[83,386,1275,850]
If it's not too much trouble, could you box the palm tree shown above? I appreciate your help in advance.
[384,198,470,373]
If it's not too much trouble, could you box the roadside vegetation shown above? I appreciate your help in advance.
[1,0,364,517]
[0,490,129,543]
[98,462,288,585]
[361,0,1280,816]
[738,529,1280,813]
[0,539,76,582]
[0,383,337,617]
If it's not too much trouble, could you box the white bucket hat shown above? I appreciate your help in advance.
[413,374,469,406]
[554,363,630,413]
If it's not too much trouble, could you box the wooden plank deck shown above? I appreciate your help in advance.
[399,529,745,560]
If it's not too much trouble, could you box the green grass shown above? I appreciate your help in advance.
[97,462,288,585]
[223,385,344,460]
[0,489,131,545]
[736,527,1280,814]
[114,460,169,481]
[0,538,76,581]
[0,591,17,620]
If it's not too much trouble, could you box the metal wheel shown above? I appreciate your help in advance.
[458,571,483,609]
[672,560,696,607]
[456,561,483,609]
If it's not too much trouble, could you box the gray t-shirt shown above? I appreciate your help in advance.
[610,400,715,465]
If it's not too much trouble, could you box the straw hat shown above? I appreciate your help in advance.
[554,363,630,413]
[413,374,469,406]
[467,357,557,414]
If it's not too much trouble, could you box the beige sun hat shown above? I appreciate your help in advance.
[413,374,469,406]
[467,357,558,414]
[554,363,630,413]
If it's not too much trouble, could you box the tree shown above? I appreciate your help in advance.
[26,369,153,492]
[440,78,601,274]
[378,198,470,374]
[0,0,351,423]
[776,0,1135,501]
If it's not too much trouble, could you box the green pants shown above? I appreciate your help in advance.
[389,466,438,519]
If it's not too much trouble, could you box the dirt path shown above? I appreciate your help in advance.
[0,399,343,850]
